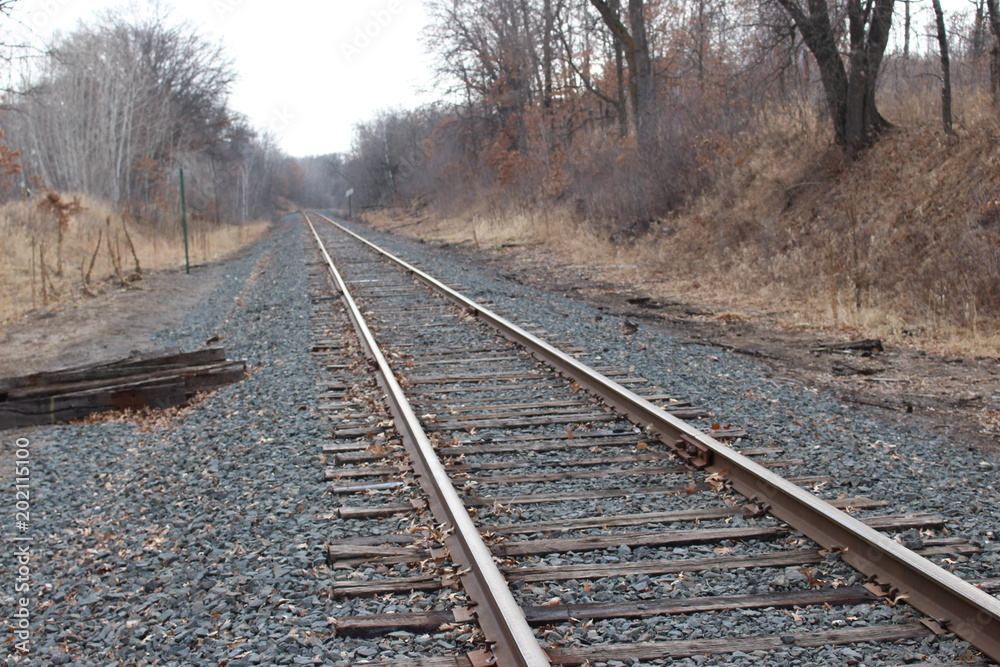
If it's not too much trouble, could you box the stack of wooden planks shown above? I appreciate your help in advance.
[0,347,246,429]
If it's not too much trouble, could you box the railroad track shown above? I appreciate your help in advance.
[302,212,1000,666]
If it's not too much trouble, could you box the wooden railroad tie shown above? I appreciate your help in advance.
[0,346,246,429]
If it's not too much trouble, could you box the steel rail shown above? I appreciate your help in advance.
[314,211,1000,664]
[304,214,551,667]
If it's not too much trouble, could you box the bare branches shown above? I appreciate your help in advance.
[772,0,896,150]
[0,6,295,222]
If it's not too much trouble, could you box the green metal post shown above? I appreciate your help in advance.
[180,168,190,275]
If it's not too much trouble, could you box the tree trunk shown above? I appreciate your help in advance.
[973,1,988,60]
[628,0,655,149]
[612,0,629,137]
[589,0,656,147]
[930,0,955,136]
[776,0,894,152]
[542,0,554,110]
[987,0,1000,105]
[903,0,911,58]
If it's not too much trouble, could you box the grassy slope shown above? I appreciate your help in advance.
[364,100,1000,356]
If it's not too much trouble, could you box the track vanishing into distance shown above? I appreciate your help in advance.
[302,212,1000,666]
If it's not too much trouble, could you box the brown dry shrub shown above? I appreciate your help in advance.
[625,91,1000,348]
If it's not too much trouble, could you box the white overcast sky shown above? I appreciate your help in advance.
[5,0,437,157]
[1,0,973,158]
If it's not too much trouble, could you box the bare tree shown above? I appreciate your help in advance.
[7,8,253,221]
[773,0,895,151]
[930,0,954,136]
[902,0,912,58]
[0,0,18,21]
[426,0,539,151]
[345,108,441,207]
[971,0,989,60]
[554,1,629,137]
[588,0,656,149]
[987,0,1000,104]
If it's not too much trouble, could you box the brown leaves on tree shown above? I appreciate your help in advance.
[0,126,22,189]
[39,191,84,231]
[38,192,84,278]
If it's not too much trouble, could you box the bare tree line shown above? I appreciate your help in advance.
[0,7,302,224]
[333,0,1000,227]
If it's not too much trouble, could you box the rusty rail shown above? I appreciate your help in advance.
[313,211,1000,664]
[305,214,551,667]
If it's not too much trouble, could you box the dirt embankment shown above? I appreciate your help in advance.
[0,262,228,378]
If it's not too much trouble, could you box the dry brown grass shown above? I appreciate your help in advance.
[0,193,271,324]
[364,91,1000,357]
[363,206,550,248]
[655,91,1000,355]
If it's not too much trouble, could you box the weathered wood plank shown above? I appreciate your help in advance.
[0,350,245,429]
[405,370,559,384]
[546,622,929,664]
[444,452,681,472]
[329,480,406,494]
[427,404,709,421]
[330,575,443,596]
[480,496,881,534]
[0,361,246,405]
[329,434,642,461]
[507,550,823,582]
[813,338,884,354]
[458,465,690,485]
[492,513,949,557]
[465,482,712,507]
[411,396,690,413]
[336,504,418,520]
[505,543,978,582]
[454,426,747,446]
[321,440,372,453]
[325,465,408,480]
[415,396,594,411]
[335,610,456,637]
[463,465,802,507]
[495,525,788,556]
[0,347,227,394]
[327,544,428,560]
[428,405,612,422]
[409,355,523,367]
[426,409,705,433]
[333,412,635,437]
[335,407,619,432]
[364,657,474,667]
[0,382,189,428]
[328,534,422,547]
[333,586,882,637]
[326,511,940,568]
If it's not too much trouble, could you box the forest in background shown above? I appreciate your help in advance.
[0,7,304,224]
[296,0,1000,349]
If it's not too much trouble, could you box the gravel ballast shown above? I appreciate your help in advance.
[2,218,358,665]
[337,217,1000,577]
